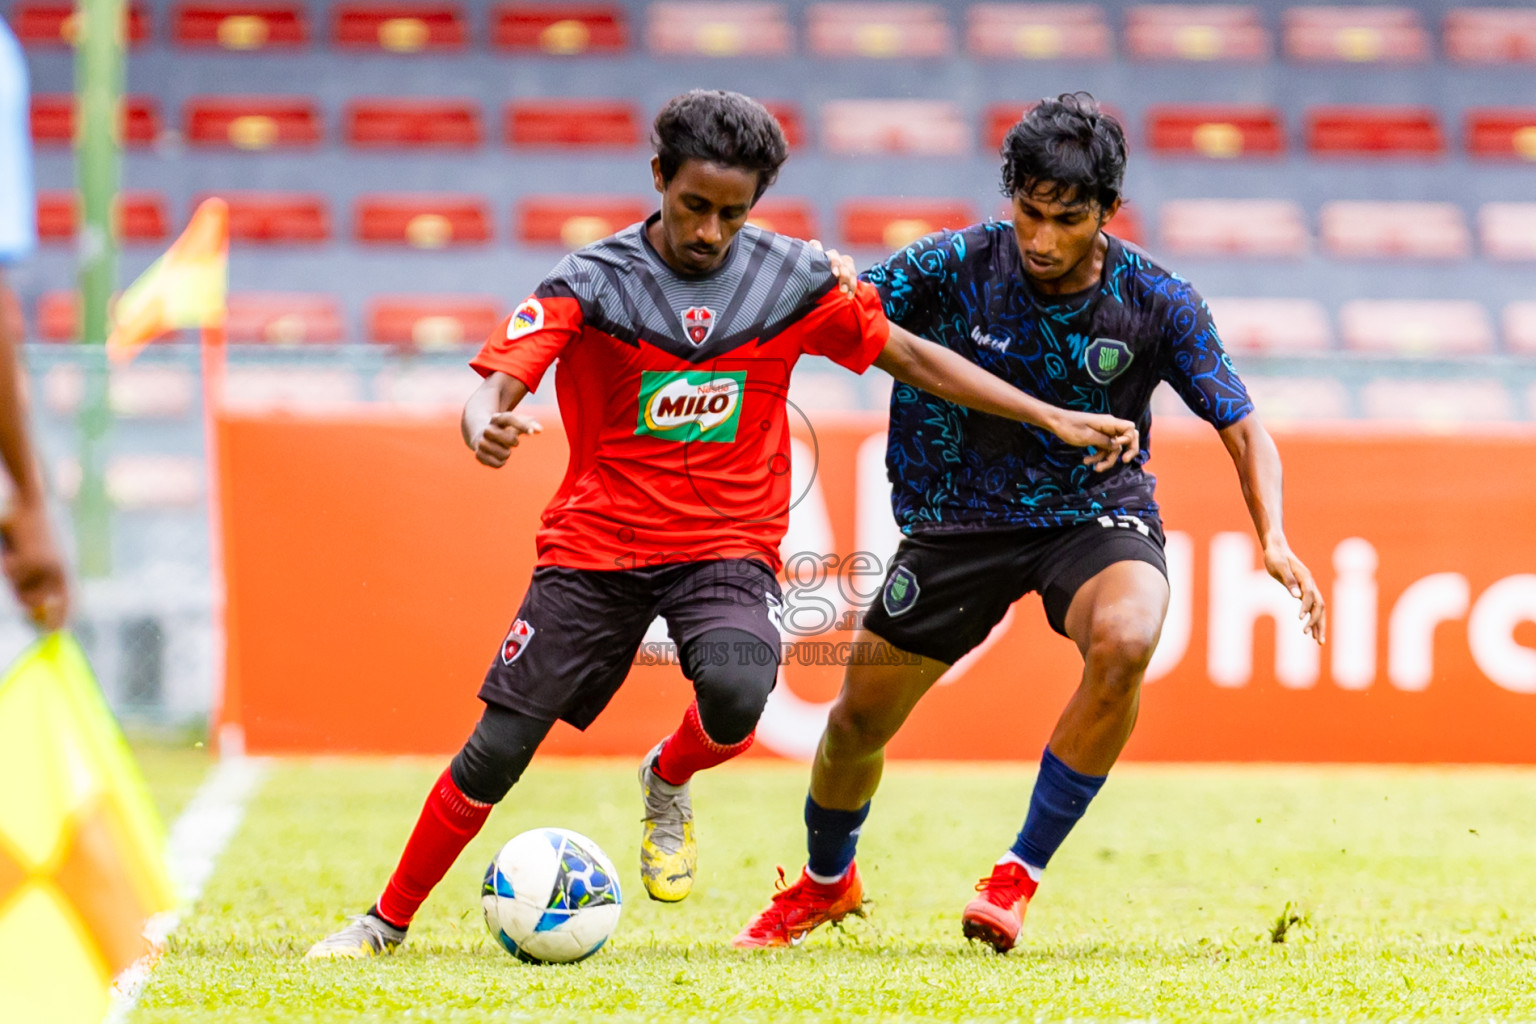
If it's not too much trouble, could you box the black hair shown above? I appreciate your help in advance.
[652,90,789,204]
[999,92,1127,213]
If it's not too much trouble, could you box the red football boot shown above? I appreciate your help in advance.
[733,864,865,948]
[961,860,1037,953]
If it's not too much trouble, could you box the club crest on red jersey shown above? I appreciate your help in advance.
[682,306,716,346]
[508,299,545,340]
[501,619,535,664]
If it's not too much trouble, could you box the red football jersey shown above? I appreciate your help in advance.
[472,217,889,572]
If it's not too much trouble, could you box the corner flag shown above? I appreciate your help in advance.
[106,196,229,364]
[0,633,176,1023]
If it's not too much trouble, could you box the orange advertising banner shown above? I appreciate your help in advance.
[218,412,1536,762]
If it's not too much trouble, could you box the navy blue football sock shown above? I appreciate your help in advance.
[804,796,869,881]
[1010,747,1107,871]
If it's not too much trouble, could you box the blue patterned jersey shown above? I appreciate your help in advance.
[865,221,1253,534]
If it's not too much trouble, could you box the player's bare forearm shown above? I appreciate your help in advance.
[462,372,542,468]
[0,274,44,506]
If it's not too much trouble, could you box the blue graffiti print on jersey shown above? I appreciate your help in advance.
[864,222,1253,534]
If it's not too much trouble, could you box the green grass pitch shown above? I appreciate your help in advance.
[127,748,1536,1022]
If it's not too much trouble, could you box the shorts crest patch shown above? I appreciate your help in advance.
[882,566,920,618]
[507,299,545,340]
[501,618,535,664]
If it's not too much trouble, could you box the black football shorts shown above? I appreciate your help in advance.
[861,514,1167,665]
[479,558,782,729]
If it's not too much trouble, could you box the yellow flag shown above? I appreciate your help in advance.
[0,633,177,1023]
[106,196,230,364]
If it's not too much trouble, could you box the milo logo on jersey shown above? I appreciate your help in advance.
[635,370,746,443]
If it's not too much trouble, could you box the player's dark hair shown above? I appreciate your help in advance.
[1000,92,1127,213]
[652,90,788,204]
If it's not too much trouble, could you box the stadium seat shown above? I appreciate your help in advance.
[1480,203,1536,261]
[226,293,346,343]
[1465,109,1536,160]
[505,100,640,148]
[1305,106,1444,156]
[965,4,1111,60]
[30,95,161,149]
[12,2,150,47]
[219,193,331,243]
[355,195,492,247]
[366,295,503,348]
[373,366,482,406]
[1124,5,1270,61]
[344,99,483,148]
[1444,8,1536,64]
[105,456,203,509]
[1339,300,1494,355]
[1283,6,1430,62]
[1358,379,1513,423]
[221,369,362,410]
[646,3,793,56]
[745,199,818,240]
[491,3,627,53]
[331,3,468,52]
[807,3,954,58]
[41,365,197,418]
[1319,202,1471,260]
[984,100,1125,151]
[1504,302,1536,354]
[1145,105,1285,157]
[184,97,322,149]
[1242,375,1349,420]
[36,190,169,243]
[35,291,78,341]
[761,101,806,149]
[1159,200,1308,258]
[822,100,968,155]
[840,200,976,249]
[516,196,651,246]
[172,3,309,49]
[1205,298,1332,352]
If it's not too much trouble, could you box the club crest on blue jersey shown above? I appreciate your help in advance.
[501,619,535,664]
[1084,337,1133,384]
[682,306,716,345]
[882,566,920,617]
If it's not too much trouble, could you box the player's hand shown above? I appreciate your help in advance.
[1264,541,1326,644]
[0,498,70,631]
[1046,411,1140,472]
[809,239,858,298]
[471,411,542,468]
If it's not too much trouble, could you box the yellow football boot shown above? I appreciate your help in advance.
[638,740,697,902]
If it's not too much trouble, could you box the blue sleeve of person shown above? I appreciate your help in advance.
[859,230,964,333]
[1157,278,1254,429]
[0,23,35,266]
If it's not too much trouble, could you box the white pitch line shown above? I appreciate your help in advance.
[105,756,270,1024]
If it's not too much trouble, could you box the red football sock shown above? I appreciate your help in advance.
[374,767,492,929]
[653,701,754,786]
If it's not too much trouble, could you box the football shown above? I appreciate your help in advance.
[482,827,623,964]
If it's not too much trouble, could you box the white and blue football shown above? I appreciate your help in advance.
[482,827,623,964]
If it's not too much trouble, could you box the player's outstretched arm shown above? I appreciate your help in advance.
[462,371,543,468]
[872,324,1139,472]
[1217,412,1326,644]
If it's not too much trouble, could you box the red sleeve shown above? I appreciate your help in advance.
[796,280,891,374]
[470,295,583,392]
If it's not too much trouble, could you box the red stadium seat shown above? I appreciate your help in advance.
[226,293,346,343]
[1359,379,1513,423]
[172,2,309,49]
[516,197,651,246]
[36,190,168,243]
[217,193,331,243]
[1305,106,1443,157]
[746,199,818,240]
[1466,109,1536,160]
[840,200,976,249]
[344,99,483,148]
[492,3,627,53]
[31,95,161,148]
[1505,303,1536,354]
[1125,5,1270,61]
[1105,203,1144,246]
[646,3,792,56]
[505,101,640,148]
[760,101,806,149]
[983,100,1126,152]
[1205,298,1332,353]
[185,97,322,149]
[366,295,503,348]
[823,100,968,155]
[966,4,1111,59]
[1283,6,1429,63]
[1480,203,1536,261]
[808,2,954,58]
[36,291,79,341]
[1444,8,1536,64]
[1339,300,1494,355]
[1320,201,1470,261]
[332,4,468,52]
[356,195,491,247]
[1146,105,1285,157]
[1160,200,1308,258]
[12,2,150,47]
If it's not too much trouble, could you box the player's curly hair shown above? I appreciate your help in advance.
[652,90,788,204]
[999,92,1127,213]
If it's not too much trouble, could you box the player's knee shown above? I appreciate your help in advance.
[1086,613,1161,682]
[825,698,897,757]
[688,632,778,746]
[449,704,554,805]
